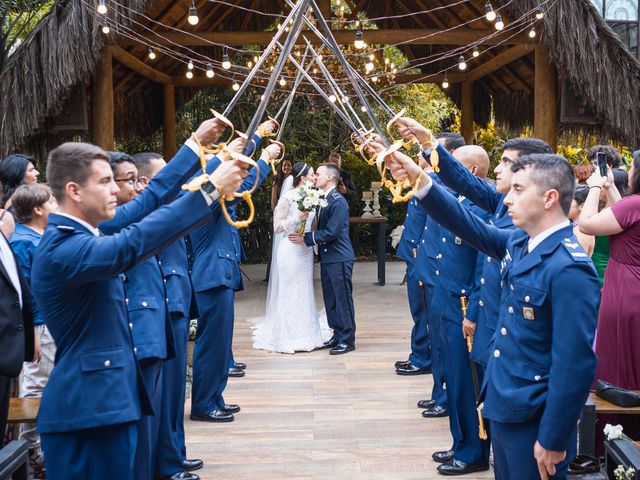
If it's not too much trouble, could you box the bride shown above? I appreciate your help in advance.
[250,162,332,353]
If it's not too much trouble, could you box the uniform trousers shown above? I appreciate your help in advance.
[41,422,137,480]
[135,358,163,480]
[441,317,490,464]
[421,284,447,408]
[406,270,431,369]
[192,286,234,415]
[320,261,356,347]
[491,418,576,480]
[155,315,189,477]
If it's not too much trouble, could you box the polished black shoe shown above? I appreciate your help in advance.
[167,471,200,480]
[228,367,245,378]
[396,363,431,376]
[322,337,339,349]
[394,359,410,369]
[422,405,449,418]
[182,459,203,471]
[190,410,234,423]
[234,362,247,370]
[432,449,455,463]
[417,399,436,409]
[220,403,240,414]
[437,458,489,475]
[329,343,355,355]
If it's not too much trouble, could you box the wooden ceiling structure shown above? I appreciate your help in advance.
[2,0,640,159]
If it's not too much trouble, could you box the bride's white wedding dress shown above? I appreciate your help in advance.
[250,178,332,353]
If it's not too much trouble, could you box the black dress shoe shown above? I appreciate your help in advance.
[322,337,338,349]
[437,458,489,475]
[182,459,203,471]
[190,410,234,423]
[329,343,355,355]
[234,362,247,370]
[228,367,245,378]
[422,405,449,418]
[395,359,410,369]
[417,399,436,409]
[220,403,240,414]
[167,471,200,480]
[432,449,455,463]
[396,363,431,375]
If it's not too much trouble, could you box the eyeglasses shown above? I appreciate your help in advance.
[114,177,141,187]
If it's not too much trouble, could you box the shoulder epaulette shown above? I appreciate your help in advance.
[56,225,76,233]
[561,238,591,262]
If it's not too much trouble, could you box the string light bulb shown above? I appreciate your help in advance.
[148,48,156,60]
[186,70,193,79]
[371,76,378,83]
[329,94,337,103]
[279,77,286,87]
[206,63,214,78]
[247,61,253,68]
[361,106,367,112]
[232,80,240,91]
[458,55,467,70]
[442,74,449,89]
[97,0,107,15]
[485,2,496,22]
[365,61,374,72]
[473,47,480,57]
[101,18,110,34]
[187,1,198,25]
[222,48,231,69]
[187,59,194,70]
[529,27,536,38]
[495,15,504,30]
[535,9,544,20]
[354,30,365,49]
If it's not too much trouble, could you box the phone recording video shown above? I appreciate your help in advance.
[596,152,608,177]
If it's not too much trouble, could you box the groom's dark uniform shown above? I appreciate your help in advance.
[304,187,356,347]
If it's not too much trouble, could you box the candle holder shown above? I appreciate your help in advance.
[361,191,373,218]
[371,185,382,217]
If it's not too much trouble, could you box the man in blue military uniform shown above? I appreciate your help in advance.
[30,128,248,479]
[388,151,599,480]
[289,162,356,354]
[189,131,278,423]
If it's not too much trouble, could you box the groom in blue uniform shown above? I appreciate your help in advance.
[289,162,356,355]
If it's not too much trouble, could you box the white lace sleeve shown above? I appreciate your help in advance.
[274,196,294,233]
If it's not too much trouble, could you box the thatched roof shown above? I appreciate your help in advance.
[1,0,639,157]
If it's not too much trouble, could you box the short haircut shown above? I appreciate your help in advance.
[107,151,135,174]
[436,132,465,151]
[573,183,590,205]
[328,152,341,165]
[11,184,53,224]
[47,142,110,202]
[132,152,163,178]
[612,169,628,196]
[511,153,575,216]
[319,162,341,183]
[586,145,621,169]
[502,138,553,158]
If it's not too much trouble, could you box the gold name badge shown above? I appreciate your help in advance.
[523,307,535,320]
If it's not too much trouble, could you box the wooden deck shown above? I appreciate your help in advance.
[184,262,493,480]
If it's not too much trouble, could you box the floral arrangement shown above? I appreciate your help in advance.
[604,424,639,480]
[614,465,636,480]
[291,185,328,234]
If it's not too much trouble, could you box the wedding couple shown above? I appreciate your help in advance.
[251,162,356,355]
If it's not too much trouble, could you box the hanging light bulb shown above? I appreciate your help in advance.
[313,67,318,74]
[529,27,536,38]
[473,47,480,58]
[365,61,374,72]
[535,9,544,20]
[329,94,337,103]
[206,63,214,78]
[101,18,110,34]
[369,53,375,61]
[371,76,378,83]
[97,0,107,15]
[295,50,301,57]
[485,2,496,22]
[232,80,240,91]
[222,48,231,69]
[270,65,274,72]
[187,1,198,25]
[187,59,194,70]
[147,48,156,60]
[342,96,349,103]
[458,55,467,70]
[495,15,504,30]
[186,70,193,79]
[361,106,367,113]
[354,30,365,49]
[279,77,286,87]
[285,26,290,32]
[247,61,253,68]
[261,95,265,101]
[442,74,449,89]
[253,55,259,63]
[317,54,323,61]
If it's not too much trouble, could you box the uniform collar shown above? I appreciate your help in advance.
[527,220,571,253]
[323,186,336,197]
[51,212,101,237]
[13,223,42,239]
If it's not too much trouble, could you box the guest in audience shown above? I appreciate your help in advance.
[270,158,293,210]
[0,183,16,238]
[436,132,465,153]
[580,151,639,392]
[0,153,40,208]
[9,183,57,473]
[327,152,355,200]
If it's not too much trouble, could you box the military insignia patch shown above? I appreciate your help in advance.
[523,307,535,320]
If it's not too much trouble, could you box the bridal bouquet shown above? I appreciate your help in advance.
[292,185,328,234]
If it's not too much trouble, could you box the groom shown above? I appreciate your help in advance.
[289,163,356,355]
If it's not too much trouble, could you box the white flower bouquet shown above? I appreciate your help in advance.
[292,185,328,234]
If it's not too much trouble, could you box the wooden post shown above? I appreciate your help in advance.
[534,46,558,151]
[461,81,474,144]
[163,84,176,160]
[91,48,114,150]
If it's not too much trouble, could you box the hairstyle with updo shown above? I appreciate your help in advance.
[291,162,312,188]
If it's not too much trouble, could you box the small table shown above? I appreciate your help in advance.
[7,398,40,424]
[349,216,388,286]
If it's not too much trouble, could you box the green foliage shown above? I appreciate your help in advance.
[1,0,54,70]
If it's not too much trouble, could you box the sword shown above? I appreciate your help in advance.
[460,295,488,441]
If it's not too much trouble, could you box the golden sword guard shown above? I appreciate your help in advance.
[267,140,286,175]
[376,141,419,203]
[210,109,235,146]
[386,109,419,151]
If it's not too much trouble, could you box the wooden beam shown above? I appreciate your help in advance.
[467,44,534,82]
[117,28,534,48]
[318,0,331,22]
[461,81,474,144]
[163,84,177,160]
[111,46,171,84]
[534,46,558,150]
[91,48,114,150]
